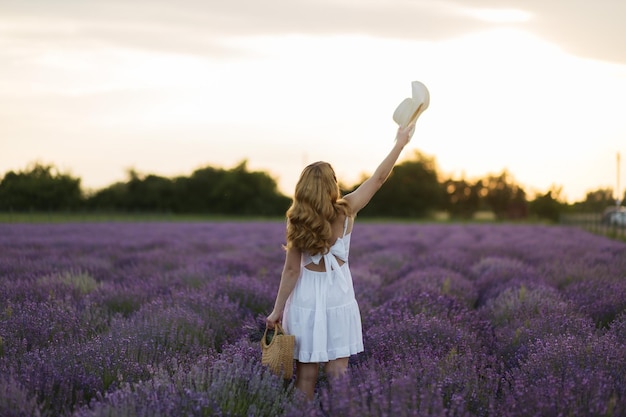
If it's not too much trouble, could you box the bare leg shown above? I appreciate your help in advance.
[323,357,349,379]
[295,361,319,400]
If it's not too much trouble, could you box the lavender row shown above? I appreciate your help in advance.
[0,221,625,416]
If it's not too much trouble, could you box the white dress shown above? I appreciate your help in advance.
[283,218,364,363]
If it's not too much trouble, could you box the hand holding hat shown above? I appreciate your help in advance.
[393,81,429,140]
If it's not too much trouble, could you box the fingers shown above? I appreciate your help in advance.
[398,123,414,133]
[396,122,416,143]
[407,123,416,138]
[265,317,280,329]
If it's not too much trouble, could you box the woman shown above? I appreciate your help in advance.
[266,122,416,399]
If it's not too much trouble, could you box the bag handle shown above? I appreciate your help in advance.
[261,323,284,348]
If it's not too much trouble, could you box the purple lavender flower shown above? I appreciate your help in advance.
[501,333,626,416]
[1,221,625,416]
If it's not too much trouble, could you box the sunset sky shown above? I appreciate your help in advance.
[1,0,625,203]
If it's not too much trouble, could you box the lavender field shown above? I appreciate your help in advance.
[1,221,626,417]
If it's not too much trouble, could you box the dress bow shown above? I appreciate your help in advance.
[309,241,349,293]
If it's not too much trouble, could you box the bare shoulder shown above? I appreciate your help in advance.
[343,192,359,215]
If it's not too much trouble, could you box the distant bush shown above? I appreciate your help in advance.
[0,163,82,211]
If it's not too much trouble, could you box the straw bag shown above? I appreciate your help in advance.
[260,323,295,379]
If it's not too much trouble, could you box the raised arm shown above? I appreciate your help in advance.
[343,123,415,214]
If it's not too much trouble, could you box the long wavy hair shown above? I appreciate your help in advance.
[286,161,352,255]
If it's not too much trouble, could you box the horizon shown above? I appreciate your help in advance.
[5,157,623,207]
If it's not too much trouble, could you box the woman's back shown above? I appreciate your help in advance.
[302,215,353,272]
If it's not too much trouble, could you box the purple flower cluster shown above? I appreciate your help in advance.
[1,221,625,416]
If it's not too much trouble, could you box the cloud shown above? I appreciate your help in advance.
[1,0,625,64]
[449,0,626,64]
[0,1,515,59]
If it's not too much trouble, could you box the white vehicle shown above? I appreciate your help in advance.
[609,210,626,226]
[602,207,626,225]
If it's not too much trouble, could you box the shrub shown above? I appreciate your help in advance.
[76,342,298,417]
[481,285,596,367]
[501,333,626,416]
[470,256,544,306]
[0,374,42,417]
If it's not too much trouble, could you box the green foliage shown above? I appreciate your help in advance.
[357,151,444,218]
[197,161,290,215]
[441,178,482,219]
[0,163,82,211]
[482,170,528,219]
[2,156,612,220]
[572,187,615,212]
[86,160,291,216]
[61,271,99,294]
[528,186,568,222]
[37,271,99,295]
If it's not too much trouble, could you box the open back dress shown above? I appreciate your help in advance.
[283,217,364,363]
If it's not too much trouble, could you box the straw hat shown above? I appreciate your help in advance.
[393,81,430,128]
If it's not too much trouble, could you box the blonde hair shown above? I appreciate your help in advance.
[286,162,352,255]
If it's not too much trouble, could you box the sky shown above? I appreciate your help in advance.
[1,0,625,203]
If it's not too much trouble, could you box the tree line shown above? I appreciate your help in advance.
[0,154,623,221]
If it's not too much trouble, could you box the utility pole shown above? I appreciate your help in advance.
[618,152,622,206]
